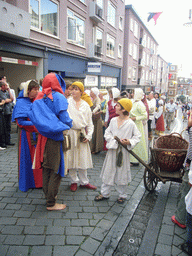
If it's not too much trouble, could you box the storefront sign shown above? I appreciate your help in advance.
[87,62,101,73]
[0,57,38,66]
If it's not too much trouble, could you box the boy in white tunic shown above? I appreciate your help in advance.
[95,98,141,204]
[67,81,97,192]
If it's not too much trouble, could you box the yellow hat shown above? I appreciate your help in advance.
[118,98,132,112]
[72,81,84,93]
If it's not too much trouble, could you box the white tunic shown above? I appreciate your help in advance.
[100,117,141,186]
[67,98,94,169]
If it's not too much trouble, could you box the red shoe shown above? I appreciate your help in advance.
[70,183,77,192]
[171,216,186,229]
[80,183,97,190]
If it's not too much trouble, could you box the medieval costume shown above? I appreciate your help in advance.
[105,88,120,126]
[129,88,148,164]
[12,80,42,192]
[67,81,96,192]
[155,100,165,135]
[142,94,149,149]
[95,98,140,203]
[29,73,72,209]
[90,87,104,154]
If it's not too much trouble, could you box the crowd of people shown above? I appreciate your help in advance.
[0,75,182,209]
[2,74,192,254]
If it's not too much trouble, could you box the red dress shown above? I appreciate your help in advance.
[108,100,118,125]
[156,114,165,132]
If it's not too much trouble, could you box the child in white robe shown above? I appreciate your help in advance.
[94,98,141,204]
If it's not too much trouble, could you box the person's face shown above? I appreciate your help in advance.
[65,86,72,98]
[99,93,103,100]
[115,103,123,115]
[148,93,153,100]
[90,90,95,98]
[28,87,39,99]
[1,77,7,83]
[170,99,173,104]
[1,84,6,91]
[109,91,113,99]
[71,86,82,99]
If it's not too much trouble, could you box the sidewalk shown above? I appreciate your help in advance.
[0,115,188,256]
[0,131,146,256]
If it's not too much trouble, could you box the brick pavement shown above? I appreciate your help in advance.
[0,131,146,256]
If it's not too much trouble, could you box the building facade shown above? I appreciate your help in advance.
[122,5,159,93]
[0,0,125,95]
[167,64,178,99]
[156,55,168,94]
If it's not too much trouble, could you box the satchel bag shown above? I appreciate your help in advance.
[63,131,71,151]
[92,111,101,121]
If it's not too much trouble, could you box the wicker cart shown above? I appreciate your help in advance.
[115,133,189,192]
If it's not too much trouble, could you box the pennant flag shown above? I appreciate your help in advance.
[147,12,162,25]
[168,73,173,79]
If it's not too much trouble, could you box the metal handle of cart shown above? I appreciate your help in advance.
[114,136,166,184]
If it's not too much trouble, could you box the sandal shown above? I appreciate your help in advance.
[117,198,126,204]
[94,194,109,201]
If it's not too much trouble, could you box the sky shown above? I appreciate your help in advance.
[124,0,192,78]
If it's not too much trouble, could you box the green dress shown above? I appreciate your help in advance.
[129,101,148,163]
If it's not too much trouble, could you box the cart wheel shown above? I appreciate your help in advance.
[144,163,158,192]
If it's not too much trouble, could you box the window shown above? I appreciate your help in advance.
[107,1,116,27]
[85,75,98,87]
[79,0,85,3]
[95,27,103,54]
[30,0,58,36]
[143,51,146,63]
[171,66,175,71]
[129,43,133,56]
[147,37,150,48]
[119,16,123,30]
[146,71,149,81]
[133,44,137,60]
[146,54,149,66]
[118,44,122,58]
[67,9,85,46]
[134,21,138,38]
[143,34,146,47]
[107,34,115,57]
[96,0,103,9]
[132,67,137,81]
[128,67,132,79]
[130,18,134,31]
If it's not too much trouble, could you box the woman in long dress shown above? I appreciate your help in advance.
[67,81,97,192]
[90,87,104,154]
[12,80,42,192]
[155,99,165,135]
[129,88,148,165]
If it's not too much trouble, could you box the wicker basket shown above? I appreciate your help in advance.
[153,133,188,172]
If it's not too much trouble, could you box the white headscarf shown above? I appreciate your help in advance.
[134,88,144,102]
[19,80,32,97]
[91,87,99,97]
[85,89,90,96]
[111,88,120,99]
[158,99,163,105]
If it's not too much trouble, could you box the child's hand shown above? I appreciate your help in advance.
[120,139,130,146]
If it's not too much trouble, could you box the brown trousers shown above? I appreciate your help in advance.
[43,168,61,207]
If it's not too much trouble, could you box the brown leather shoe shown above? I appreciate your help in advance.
[70,183,77,192]
[80,183,97,190]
